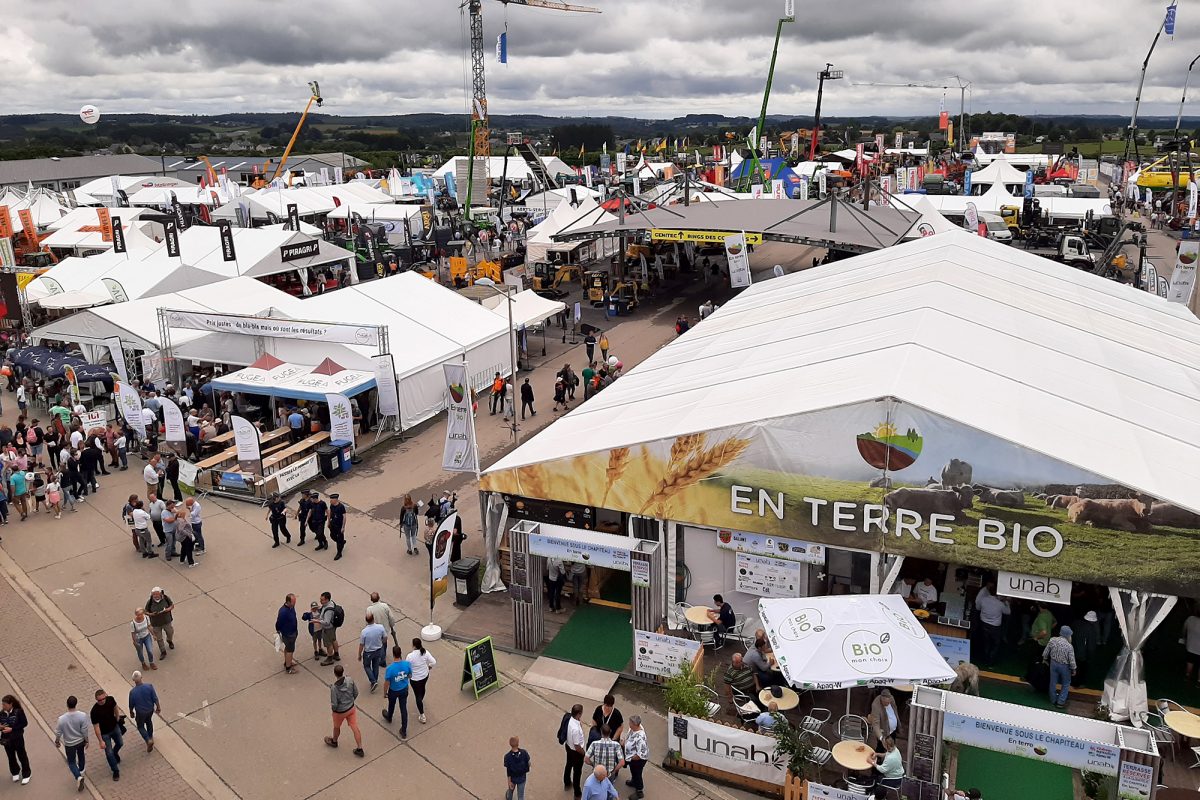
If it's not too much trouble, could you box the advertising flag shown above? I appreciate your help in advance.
[430,511,458,602]
[103,336,128,384]
[1166,3,1177,35]
[115,379,143,429]
[725,232,752,289]
[287,203,300,232]
[164,219,181,258]
[111,215,127,254]
[1024,170,1035,199]
[231,415,262,472]
[963,169,973,196]
[1189,180,1198,218]
[325,393,356,448]
[17,209,37,247]
[218,220,237,262]
[894,131,903,149]
[63,364,80,407]
[496,31,508,63]
[0,206,11,239]
[334,166,344,184]
[441,363,479,473]
[1168,238,1198,303]
[372,353,401,420]
[162,398,186,443]
[784,0,795,18]
[96,207,113,243]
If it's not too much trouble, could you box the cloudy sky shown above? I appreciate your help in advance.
[7,0,1200,120]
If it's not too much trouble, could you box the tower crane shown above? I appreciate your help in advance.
[851,77,970,152]
[463,0,599,157]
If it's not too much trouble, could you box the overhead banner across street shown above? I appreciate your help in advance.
[651,229,764,245]
[163,310,382,347]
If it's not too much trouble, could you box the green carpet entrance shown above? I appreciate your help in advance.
[543,603,633,672]
[954,745,1074,799]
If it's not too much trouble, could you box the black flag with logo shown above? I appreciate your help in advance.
[218,220,237,262]
[362,228,377,262]
[111,216,127,254]
[265,211,280,225]
[164,218,180,258]
[170,192,188,231]
[116,189,130,208]
[286,203,300,232]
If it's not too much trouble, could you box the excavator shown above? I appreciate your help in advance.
[530,263,580,298]
[252,81,323,189]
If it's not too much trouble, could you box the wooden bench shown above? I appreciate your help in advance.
[262,431,330,473]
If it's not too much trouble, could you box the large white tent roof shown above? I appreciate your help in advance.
[917,181,1112,220]
[434,155,575,182]
[525,196,617,263]
[75,175,190,199]
[307,182,394,205]
[484,231,1200,515]
[127,185,238,207]
[482,289,566,328]
[3,190,69,228]
[970,159,1027,187]
[325,204,423,222]
[170,226,352,278]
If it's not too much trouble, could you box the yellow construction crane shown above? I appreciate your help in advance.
[255,81,323,187]
[464,0,598,156]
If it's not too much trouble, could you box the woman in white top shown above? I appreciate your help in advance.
[406,637,437,724]
[131,609,157,671]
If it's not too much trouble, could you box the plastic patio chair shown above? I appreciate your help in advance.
[837,714,868,742]
[802,707,832,735]
[731,688,760,722]
[697,684,722,718]
[669,602,692,633]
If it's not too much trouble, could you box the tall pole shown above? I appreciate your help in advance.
[1175,54,1200,141]
[809,64,839,162]
[743,15,792,192]
[1126,15,1169,169]
[506,293,519,445]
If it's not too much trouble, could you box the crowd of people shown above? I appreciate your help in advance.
[558,694,651,800]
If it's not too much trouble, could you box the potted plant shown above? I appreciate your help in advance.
[767,715,819,784]
[662,663,716,719]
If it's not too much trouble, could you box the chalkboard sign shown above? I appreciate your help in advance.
[461,636,499,699]
[913,733,936,760]
[911,755,934,783]
[672,715,688,739]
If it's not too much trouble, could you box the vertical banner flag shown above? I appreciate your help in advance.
[855,143,865,171]
[0,207,11,239]
[230,415,263,473]
[879,175,892,206]
[164,219,181,258]
[287,203,300,232]
[1166,2,1177,35]
[430,511,458,603]
[874,133,885,154]
[799,175,810,200]
[1168,238,1199,304]
[441,363,479,473]
[784,0,795,18]
[324,393,356,448]
[964,201,980,233]
[750,184,764,199]
[17,210,37,247]
[96,207,113,243]
[170,192,187,231]
[947,120,954,149]
[162,398,186,444]
[771,179,785,199]
[320,167,330,185]
[218,220,237,262]
[725,232,752,289]
[64,364,81,407]
[111,214,127,254]
[372,353,401,420]
[1189,180,1198,219]
[818,169,828,198]
[116,379,143,429]
[103,337,129,384]
[496,31,508,63]
[963,169,973,196]
[895,131,903,149]
[1024,170,1035,198]
[333,166,344,184]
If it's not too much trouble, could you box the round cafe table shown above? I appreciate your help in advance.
[684,606,715,626]
[759,687,800,711]
[1165,710,1200,740]
[831,741,877,772]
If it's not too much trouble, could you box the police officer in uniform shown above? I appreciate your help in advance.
[266,492,291,548]
[296,491,312,545]
[329,494,347,561]
[308,491,329,551]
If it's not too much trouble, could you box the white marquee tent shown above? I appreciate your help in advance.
[524,196,617,263]
[434,155,575,183]
[916,181,1112,222]
[969,159,1027,193]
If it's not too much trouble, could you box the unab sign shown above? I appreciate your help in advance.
[480,398,1200,597]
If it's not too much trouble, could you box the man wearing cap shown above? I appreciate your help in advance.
[308,492,329,551]
[145,587,175,659]
[1042,625,1077,708]
[296,491,312,546]
[329,494,347,561]
[266,492,291,548]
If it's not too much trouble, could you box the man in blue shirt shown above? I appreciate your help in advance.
[581,765,617,800]
[275,594,299,674]
[127,671,161,752]
[358,612,388,691]
[755,701,780,732]
[287,408,305,444]
[382,647,412,739]
[504,736,531,800]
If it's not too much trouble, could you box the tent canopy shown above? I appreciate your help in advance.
[759,595,956,689]
[482,289,566,328]
[970,159,1028,189]
[211,356,375,402]
[482,231,1200,518]
[525,196,617,263]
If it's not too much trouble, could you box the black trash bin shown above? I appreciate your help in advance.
[315,444,341,479]
[450,557,481,607]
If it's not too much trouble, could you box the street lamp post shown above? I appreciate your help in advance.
[474,278,519,445]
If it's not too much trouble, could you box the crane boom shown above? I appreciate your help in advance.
[466,0,598,157]
[270,81,323,182]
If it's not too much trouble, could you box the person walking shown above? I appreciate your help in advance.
[623,716,649,799]
[490,372,505,415]
[53,696,90,792]
[184,497,204,553]
[7,469,28,522]
[131,499,156,559]
[326,665,364,757]
[130,609,157,671]
[367,593,398,643]
[89,689,123,782]
[276,594,299,674]
[0,695,31,785]
[296,491,312,546]
[552,377,568,413]
[381,646,412,739]
[177,511,197,568]
[505,735,531,800]
[405,637,437,724]
[1043,625,1077,708]
[358,613,388,692]
[145,587,175,659]
[329,494,347,561]
[318,592,341,665]
[583,765,618,800]
[563,703,585,799]
[584,332,596,363]
[598,332,610,362]
[400,495,420,555]
[266,492,291,548]
[520,379,536,420]
[308,492,329,551]
[127,671,160,752]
